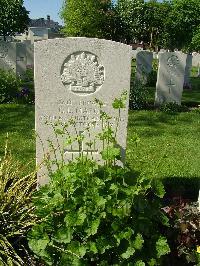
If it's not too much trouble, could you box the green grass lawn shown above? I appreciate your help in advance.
[0,73,200,195]
[0,104,35,174]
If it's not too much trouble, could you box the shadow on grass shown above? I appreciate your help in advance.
[0,104,34,135]
[163,176,200,201]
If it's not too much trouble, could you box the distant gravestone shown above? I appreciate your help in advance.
[184,54,192,87]
[35,38,132,185]
[16,42,27,75]
[192,52,200,67]
[0,41,26,75]
[153,52,158,59]
[135,51,153,84]
[23,40,34,67]
[0,41,16,72]
[155,52,187,105]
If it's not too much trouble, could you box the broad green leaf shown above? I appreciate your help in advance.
[121,246,135,259]
[151,179,165,198]
[53,227,73,244]
[133,234,144,250]
[134,260,145,266]
[156,236,170,258]
[85,219,100,236]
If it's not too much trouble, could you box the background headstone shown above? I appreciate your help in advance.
[155,52,187,105]
[0,41,26,75]
[135,51,153,84]
[192,52,200,67]
[23,40,34,67]
[35,38,132,185]
[0,41,16,72]
[16,42,27,76]
[184,54,192,87]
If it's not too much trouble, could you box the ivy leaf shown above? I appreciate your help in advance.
[121,246,135,259]
[156,236,170,258]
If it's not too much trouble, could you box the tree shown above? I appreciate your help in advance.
[115,0,144,43]
[164,0,200,50]
[60,0,114,39]
[141,0,171,51]
[189,27,200,52]
[0,0,29,41]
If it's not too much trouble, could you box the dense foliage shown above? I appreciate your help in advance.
[163,198,200,265]
[0,141,37,265]
[60,0,114,39]
[0,68,34,104]
[0,0,29,41]
[28,94,170,265]
[0,69,21,103]
[61,0,200,51]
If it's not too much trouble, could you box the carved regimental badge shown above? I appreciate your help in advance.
[167,55,180,76]
[61,52,105,95]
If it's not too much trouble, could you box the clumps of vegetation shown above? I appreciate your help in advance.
[159,102,189,114]
[0,68,34,104]
[163,198,200,265]
[0,139,37,265]
[27,93,170,265]
[0,69,21,103]
[129,80,150,110]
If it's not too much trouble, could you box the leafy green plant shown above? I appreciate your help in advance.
[0,138,37,265]
[28,93,170,265]
[129,79,150,110]
[159,102,189,114]
[0,69,21,103]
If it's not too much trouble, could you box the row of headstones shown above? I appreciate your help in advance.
[0,40,34,76]
[132,48,200,67]
[134,50,200,105]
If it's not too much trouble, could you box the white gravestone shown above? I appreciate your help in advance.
[155,52,187,105]
[16,42,27,76]
[135,51,153,84]
[23,40,34,67]
[184,54,192,86]
[0,41,16,72]
[35,38,132,185]
[192,53,200,67]
[0,41,26,75]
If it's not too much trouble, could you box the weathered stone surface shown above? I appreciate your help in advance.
[135,51,153,84]
[23,40,34,66]
[16,43,27,76]
[192,52,200,67]
[155,52,187,105]
[184,54,192,86]
[0,41,16,72]
[0,42,26,75]
[35,38,132,185]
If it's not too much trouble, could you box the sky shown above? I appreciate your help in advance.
[23,0,163,26]
[23,0,64,25]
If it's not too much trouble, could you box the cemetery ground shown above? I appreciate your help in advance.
[0,73,200,196]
